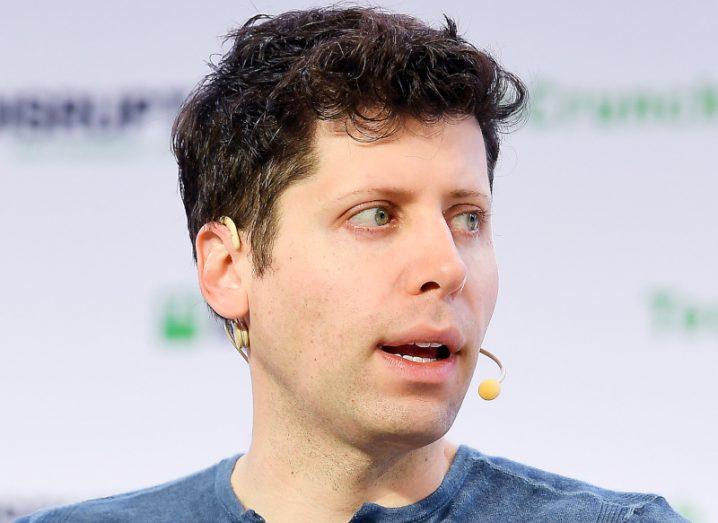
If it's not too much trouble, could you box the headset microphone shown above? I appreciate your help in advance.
[478,348,506,400]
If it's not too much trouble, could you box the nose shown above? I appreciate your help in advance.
[401,213,468,299]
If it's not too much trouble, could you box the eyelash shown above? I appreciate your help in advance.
[347,204,488,237]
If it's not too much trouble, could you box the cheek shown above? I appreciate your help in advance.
[484,255,499,306]
[250,237,369,362]
[466,248,499,320]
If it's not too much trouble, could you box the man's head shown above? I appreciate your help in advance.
[172,6,526,278]
[173,6,526,453]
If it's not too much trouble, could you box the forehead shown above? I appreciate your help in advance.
[307,116,489,197]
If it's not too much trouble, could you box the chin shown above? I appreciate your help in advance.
[375,405,457,446]
[372,428,450,454]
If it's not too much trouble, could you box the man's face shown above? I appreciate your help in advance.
[246,117,498,452]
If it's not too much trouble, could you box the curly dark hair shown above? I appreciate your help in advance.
[172,5,527,287]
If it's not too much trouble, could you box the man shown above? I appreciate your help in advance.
[19,6,686,522]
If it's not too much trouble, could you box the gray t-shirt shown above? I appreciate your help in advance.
[16,444,687,522]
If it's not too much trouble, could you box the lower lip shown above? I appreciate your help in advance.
[376,348,458,384]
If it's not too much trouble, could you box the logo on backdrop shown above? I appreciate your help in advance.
[155,287,226,348]
[530,80,717,128]
[0,89,184,135]
[0,88,186,163]
[648,288,718,338]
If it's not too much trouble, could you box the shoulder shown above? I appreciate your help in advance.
[457,445,687,522]
[14,456,240,523]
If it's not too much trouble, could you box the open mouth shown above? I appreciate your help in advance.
[379,344,451,363]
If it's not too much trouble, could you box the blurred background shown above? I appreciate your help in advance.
[1,1,715,521]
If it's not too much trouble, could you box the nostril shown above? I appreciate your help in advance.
[419,281,440,292]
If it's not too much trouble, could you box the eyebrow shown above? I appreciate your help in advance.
[333,187,493,205]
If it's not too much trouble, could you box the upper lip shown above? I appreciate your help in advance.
[379,325,464,354]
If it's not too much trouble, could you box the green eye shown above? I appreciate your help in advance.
[453,211,481,232]
[350,207,391,227]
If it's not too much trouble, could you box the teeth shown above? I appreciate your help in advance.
[400,354,438,363]
[414,342,443,348]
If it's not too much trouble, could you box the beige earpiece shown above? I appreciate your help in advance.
[478,348,506,400]
[218,216,241,250]
[224,318,250,362]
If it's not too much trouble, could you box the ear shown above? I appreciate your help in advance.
[195,220,250,320]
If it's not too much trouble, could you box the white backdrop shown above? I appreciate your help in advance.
[1,1,716,521]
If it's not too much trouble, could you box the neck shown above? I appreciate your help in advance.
[230,370,459,522]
